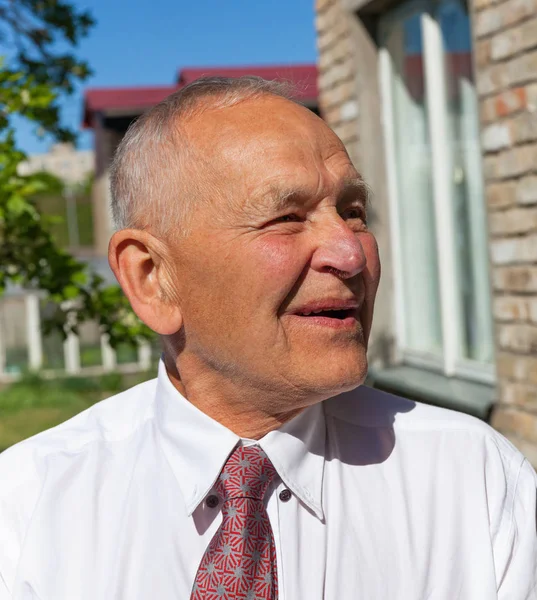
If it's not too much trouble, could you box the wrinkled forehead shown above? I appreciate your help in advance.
[183,95,356,198]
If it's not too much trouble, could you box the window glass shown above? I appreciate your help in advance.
[382,8,443,355]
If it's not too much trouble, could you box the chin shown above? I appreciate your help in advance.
[296,347,369,399]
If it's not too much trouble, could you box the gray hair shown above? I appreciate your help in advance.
[110,76,297,237]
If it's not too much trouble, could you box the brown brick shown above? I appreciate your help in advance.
[317,18,349,51]
[316,11,328,33]
[498,323,537,352]
[501,382,537,409]
[530,297,537,323]
[491,234,537,264]
[517,176,537,205]
[475,5,503,37]
[482,122,512,151]
[320,68,354,94]
[334,121,359,145]
[518,356,537,385]
[486,181,517,210]
[500,0,537,29]
[497,352,518,379]
[318,45,334,72]
[494,295,531,320]
[318,39,351,75]
[481,97,497,124]
[321,103,342,124]
[491,28,522,61]
[474,0,493,12]
[322,78,356,108]
[493,266,537,292]
[497,352,537,381]
[340,99,359,121]
[483,154,498,180]
[510,111,537,143]
[475,39,491,68]
[320,59,353,86]
[495,87,527,117]
[490,145,537,179]
[489,207,537,235]
[316,0,336,12]
[492,407,537,443]
[528,83,537,109]
[520,17,537,52]
[477,63,511,96]
[315,2,339,32]
[508,50,537,87]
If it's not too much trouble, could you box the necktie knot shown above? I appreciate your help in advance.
[215,445,277,502]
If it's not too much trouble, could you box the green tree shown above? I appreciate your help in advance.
[0,1,152,348]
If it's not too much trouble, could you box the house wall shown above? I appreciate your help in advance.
[472,0,537,462]
[316,0,537,460]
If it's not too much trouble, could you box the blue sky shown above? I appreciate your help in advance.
[15,0,318,154]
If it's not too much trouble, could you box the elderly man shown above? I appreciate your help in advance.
[0,77,536,600]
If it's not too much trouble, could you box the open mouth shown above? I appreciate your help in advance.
[289,303,360,330]
[297,308,354,320]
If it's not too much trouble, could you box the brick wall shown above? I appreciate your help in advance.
[473,0,537,462]
[316,0,361,166]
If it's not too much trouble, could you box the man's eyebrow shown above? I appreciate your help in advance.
[339,178,372,206]
[259,177,373,211]
[259,185,313,211]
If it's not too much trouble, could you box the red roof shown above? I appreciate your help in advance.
[83,64,318,128]
[83,85,178,127]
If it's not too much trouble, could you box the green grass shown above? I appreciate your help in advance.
[80,344,102,367]
[0,370,156,452]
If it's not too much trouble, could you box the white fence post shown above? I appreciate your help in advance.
[25,293,43,371]
[138,341,152,370]
[64,333,81,374]
[100,334,117,371]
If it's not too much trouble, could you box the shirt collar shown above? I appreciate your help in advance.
[154,360,326,520]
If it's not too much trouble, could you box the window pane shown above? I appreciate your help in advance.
[382,9,443,355]
[438,0,494,363]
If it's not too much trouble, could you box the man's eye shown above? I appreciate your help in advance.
[342,208,366,222]
[274,213,302,223]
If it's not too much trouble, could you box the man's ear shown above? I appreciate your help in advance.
[108,229,183,335]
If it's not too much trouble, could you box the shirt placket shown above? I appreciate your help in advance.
[266,481,286,600]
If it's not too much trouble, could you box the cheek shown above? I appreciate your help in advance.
[250,237,308,300]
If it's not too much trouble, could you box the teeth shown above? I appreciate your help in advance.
[298,306,353,315]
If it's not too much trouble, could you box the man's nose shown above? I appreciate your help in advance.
[310,216,367,279]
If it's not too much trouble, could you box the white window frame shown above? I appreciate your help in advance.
[378,8,495,386]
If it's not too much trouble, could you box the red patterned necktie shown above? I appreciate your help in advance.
[191,445,279,600]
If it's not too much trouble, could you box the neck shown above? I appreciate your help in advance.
[164,354,310,439]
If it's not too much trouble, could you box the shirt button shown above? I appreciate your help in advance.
[279,488,292,502]
[206,494,219,508]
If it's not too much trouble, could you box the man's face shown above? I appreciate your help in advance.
[165,96,380,405]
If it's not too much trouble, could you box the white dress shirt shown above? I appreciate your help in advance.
[0,360,536,599]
